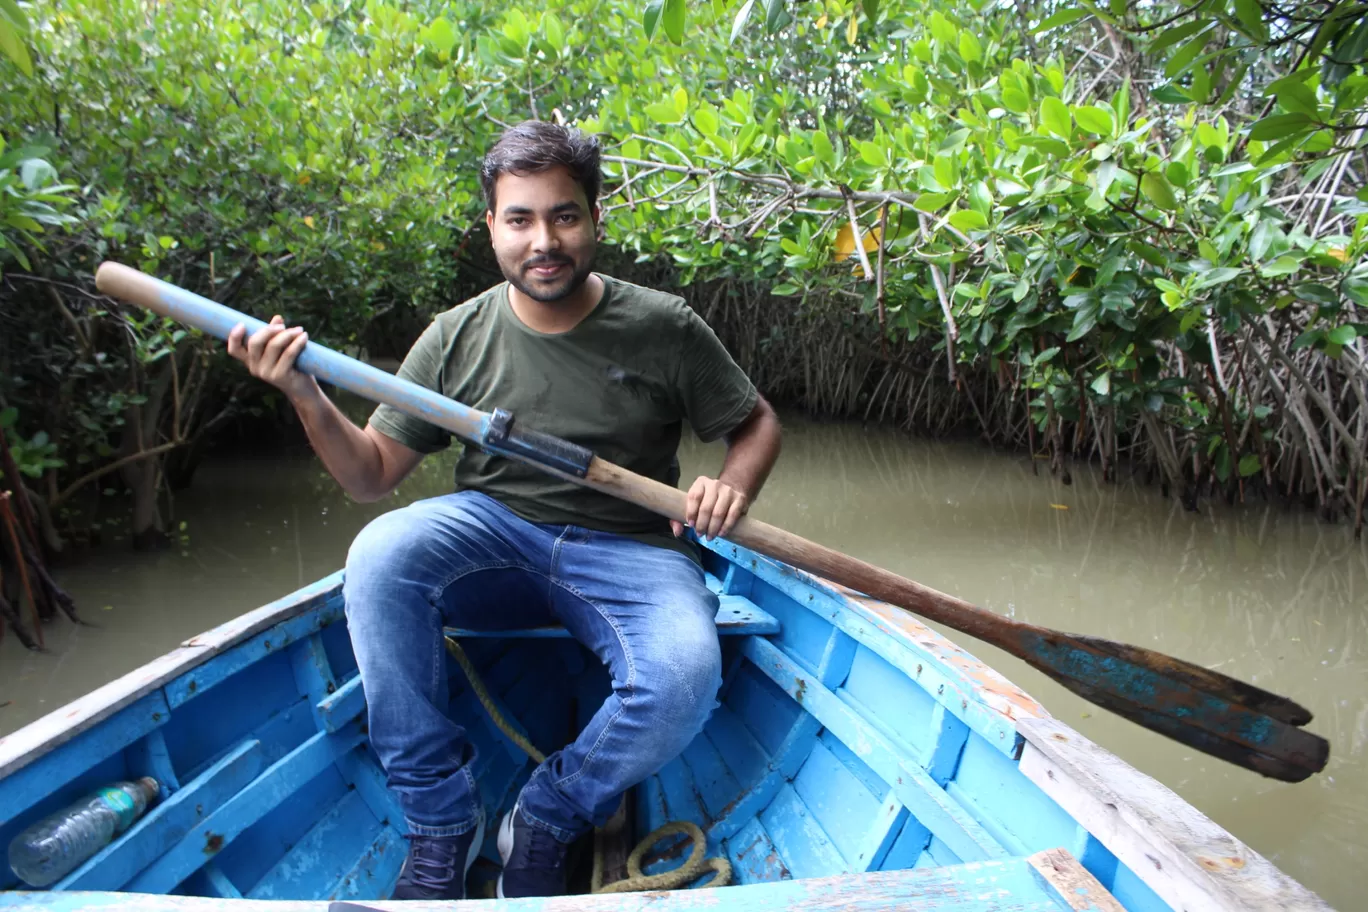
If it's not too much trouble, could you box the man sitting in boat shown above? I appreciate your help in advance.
[225,120,782,900]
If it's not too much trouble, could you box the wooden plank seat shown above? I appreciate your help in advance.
[445,594,780,640]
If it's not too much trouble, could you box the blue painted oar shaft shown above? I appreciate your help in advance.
[95,262,491,445]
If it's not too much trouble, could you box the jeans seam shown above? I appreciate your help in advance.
[544,581,635,791]
[427,559,539,603]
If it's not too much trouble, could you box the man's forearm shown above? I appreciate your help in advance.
[290,388,389,502]
[718,398,782,501]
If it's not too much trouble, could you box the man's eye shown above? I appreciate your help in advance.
[508,217,527,226]
[556,214,578,224]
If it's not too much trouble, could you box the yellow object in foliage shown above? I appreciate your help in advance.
[303,216,315,229]
[834,221,881,260]
[816,14,828,28]
[1050,503,1069,510]
[835,219,883,278]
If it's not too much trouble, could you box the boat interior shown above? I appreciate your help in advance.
[0,540,1165,909]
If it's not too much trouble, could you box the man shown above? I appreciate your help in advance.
[226,120,781,900]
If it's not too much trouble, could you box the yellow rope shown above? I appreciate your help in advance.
[445,637,732,893]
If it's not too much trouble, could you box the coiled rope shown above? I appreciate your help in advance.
[445,637,732,893]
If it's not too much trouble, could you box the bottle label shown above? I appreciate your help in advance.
[98,787,138,831]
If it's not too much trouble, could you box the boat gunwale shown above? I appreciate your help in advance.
[0,572,344,781]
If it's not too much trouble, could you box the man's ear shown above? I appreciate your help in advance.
[485,208,494,233]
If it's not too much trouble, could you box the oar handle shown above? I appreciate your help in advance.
[95,262,491,444]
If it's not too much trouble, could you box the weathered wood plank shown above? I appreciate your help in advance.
[699,540,1045,756]
[181,574,344,654]
[442,596,779,639]
[123,724,364,895]
[0,576,345,784]
[0,649,200,783]
[1018,717,1330,912]
[0,690,170,828]
[1027,848,1127,912]
[126,729,181,795]
[56,739,264,891]
[167,603,344,709]
[743,636,1009,863]
[1,857,1098,909]
[317,675,366,734]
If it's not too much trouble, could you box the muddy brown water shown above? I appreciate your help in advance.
[2,413,1363,908]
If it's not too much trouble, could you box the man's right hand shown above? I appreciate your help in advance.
[227,315,321,405]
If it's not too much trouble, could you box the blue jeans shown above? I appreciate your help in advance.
[342,490,723,842]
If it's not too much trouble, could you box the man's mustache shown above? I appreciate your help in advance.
[523,256,573,270]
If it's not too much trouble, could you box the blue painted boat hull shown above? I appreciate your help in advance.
[0,541,1327,910]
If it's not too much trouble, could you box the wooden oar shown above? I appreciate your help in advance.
[93,261,1330,783]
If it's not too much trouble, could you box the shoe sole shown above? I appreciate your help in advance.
[495,808,515,900]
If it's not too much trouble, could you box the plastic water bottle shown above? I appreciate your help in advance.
[8,777,160,887]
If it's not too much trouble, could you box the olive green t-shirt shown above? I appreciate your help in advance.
[368,275,758,560]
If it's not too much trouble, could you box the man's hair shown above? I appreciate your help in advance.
[480,120,602,213]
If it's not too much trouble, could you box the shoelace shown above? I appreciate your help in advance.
[404,835,461,892]
[522,824,566,872]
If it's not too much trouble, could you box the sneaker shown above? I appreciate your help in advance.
[392,815,485,900]
[496,802,570,898]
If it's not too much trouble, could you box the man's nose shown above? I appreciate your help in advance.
[531,221,559,252]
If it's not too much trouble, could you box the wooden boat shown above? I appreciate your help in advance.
[0,538,1328,911]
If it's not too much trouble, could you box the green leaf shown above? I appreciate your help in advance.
[423,18,457,55]
[1233,0,1267,42]
[913,192,954,212]
[1196,123,1222,147]
[859,140,886,167]
[693,104,720,135]
[1091,372,1111,395]
[1149,19,1208,56]
[764,0,788,34]
[948,209,988,231]
[1140,172,1178,211]
[1248,113,1313,141]
[1165,30,1212,79]
[1001,87,1030,114]
[543,13,566,51]
[959,30,982,63]
[1268,78,1318,116]
[729,0,755,42]
[1032,8,1088,34]
[644,101,684,124]
[812,130,834,166]
[1328,325,1358,345]
[663,0,686,43]
[0,15,33,75]
[1151,84,1193,104]
[1239,453,1262,477]
[1041,96,1071,137]
[643,0,665,38]
[1072,105,1114,136]
[1260,255,1302,277]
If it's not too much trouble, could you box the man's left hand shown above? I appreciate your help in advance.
[672,476,750,541]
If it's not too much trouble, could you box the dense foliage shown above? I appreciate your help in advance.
[1,0,1366,548]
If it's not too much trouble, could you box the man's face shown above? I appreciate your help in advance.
[486,166,598,304]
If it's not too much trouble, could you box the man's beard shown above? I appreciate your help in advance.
[499,250,596,304]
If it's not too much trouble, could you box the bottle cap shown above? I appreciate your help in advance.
[137,777,160,797]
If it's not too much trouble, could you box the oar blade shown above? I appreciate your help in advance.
[1024,631,1329,783]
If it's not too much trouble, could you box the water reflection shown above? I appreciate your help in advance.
[1,413,1362,907]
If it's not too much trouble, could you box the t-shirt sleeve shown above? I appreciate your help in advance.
[677,307,759,443]
[367,320,453,454]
